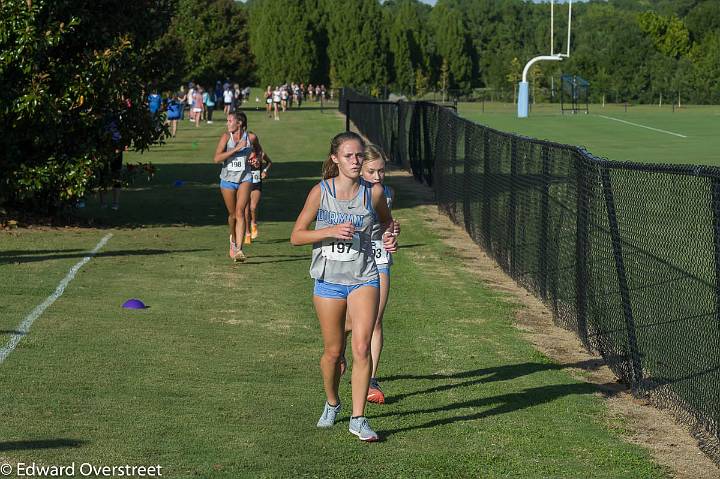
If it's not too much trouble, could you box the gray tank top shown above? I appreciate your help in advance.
[219,130,252,183]
[309,178,378,285]
[370,185,394,267]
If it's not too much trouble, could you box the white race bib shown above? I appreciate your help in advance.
[251,170,261,184]
[321,234,360,262]
[227,155,246,172]
[372,239,390,265]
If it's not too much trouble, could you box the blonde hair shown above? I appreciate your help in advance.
[362,143,388,167]
[321,131,365,179]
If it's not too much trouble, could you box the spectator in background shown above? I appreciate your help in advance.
[215,81,223,111]
[223,84,234,116]
[166,92,182,137]
[264,85,273,119]
[192,85,204,128]
[177,86,187,120]
[99,112,124,211]
[187,82,196,121]
[233,83,241,110]
[148,88,162,116]
[204,87,215,124]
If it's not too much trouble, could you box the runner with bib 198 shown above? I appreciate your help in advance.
[290,132,400,442]
[214,112,262,262]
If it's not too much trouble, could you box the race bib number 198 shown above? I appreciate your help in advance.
[227,155,246,172]
[321,234,360,261]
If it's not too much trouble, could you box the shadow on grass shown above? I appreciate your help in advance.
[68,156,435,229]
[373,360,615,438]
[0,438,87,451]
[0,248,211,265]
[377,382,601,438]
[243,254,311,265]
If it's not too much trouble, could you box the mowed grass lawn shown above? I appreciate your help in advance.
[458,102,720,166]
[0,107,667,477]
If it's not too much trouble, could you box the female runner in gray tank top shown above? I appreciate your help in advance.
[214,111,262,262]
[291,132,400,442]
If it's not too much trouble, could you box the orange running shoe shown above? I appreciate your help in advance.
[244,233,252,245]
[367,378,385,404]
[251,223,258,239]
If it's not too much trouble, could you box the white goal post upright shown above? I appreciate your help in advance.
[518,0,572,118]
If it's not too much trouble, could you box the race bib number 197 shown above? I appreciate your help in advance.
[321,234,360,261]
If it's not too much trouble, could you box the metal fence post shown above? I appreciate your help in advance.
[509,137,518,276]
[345,100,351,132]
[575,155,591,347]
[711,178,720,380]
[482,130,492,249]
[539,145,550,301]
[600,165,642,388]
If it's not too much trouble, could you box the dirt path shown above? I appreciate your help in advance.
[391,168,719,479]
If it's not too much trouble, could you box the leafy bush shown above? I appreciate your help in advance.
[0,0,173,213]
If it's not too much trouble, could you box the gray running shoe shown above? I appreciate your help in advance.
[316,401,341,428]
[349,416,379,442]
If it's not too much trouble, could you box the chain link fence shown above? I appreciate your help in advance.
[340,87,720,463]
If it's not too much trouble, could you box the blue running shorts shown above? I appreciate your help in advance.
[220,178,251,190]
[377,266,391,276]
[313,278,380,299]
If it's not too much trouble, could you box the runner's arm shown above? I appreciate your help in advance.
[371,183,399,252]
[291,184,355,246]
[213,133,239,164]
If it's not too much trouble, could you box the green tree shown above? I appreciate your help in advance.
[0,0,174,212]
[688,31,720,104]
[439,58,450,100]
[507,57,522,103]
[248,0,320,87]
[165,0,254,88]
[384,0,432,94]
[638,11,691,58]
[326,0,387,90]
[429,1,473,92]
[685,0,720,42]
[415,68,429,98]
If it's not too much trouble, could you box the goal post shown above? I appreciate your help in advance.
[518,0,572,118]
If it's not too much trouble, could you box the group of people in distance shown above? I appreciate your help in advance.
[156,81,252,138]
[263,83,332,120]
[214,114,397,441]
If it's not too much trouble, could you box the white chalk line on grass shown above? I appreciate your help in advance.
[598,115,687,138]
[0,233,112,365]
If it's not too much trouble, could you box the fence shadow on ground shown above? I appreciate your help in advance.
[377,382,600,439]
[72,163,320,228]
[0,438,87,452]
[0,248,211,265]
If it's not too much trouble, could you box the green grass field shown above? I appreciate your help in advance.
[0,107,670,477]
[457,102,720,166]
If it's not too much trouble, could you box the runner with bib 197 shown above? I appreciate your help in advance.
[290,132,400,442]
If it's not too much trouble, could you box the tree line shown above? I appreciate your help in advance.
[246,0,720,105]
[2,0,719,213]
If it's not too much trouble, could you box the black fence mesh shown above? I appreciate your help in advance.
[340,88,720,463]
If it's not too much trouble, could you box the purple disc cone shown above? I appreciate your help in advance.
[122,298,146,309]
